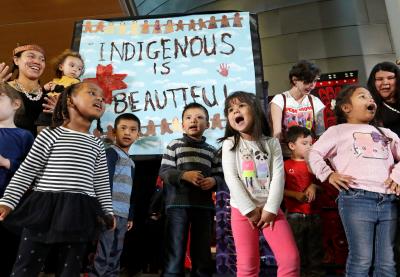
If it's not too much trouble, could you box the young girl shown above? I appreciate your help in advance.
[0,81,114,277]
[220,91,300,277]
[36,49,84,130]
[308,85,400,276]
[0,85,34,276]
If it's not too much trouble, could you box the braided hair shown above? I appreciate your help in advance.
[51,82,85,128]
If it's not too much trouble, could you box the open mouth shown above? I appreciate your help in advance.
[93,103,103,110]
[189,125,197,130]
[367,103,376,111]
[235,116,244,124]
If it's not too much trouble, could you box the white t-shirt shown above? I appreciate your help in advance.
[222,136,284,216]
[271,91,325,136]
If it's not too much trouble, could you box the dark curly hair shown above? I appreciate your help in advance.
[289,60,321,85]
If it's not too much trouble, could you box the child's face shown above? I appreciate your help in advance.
[342,88,377,124]
[59,56,83,79]
[114,119,140,152]
[227,98,254,139]
[0,93,20,122]
[14,50,45,80]
[289,135,312,160]
[70,83,105,121]
[182,107,209,140]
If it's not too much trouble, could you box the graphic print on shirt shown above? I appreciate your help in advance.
[240,148,255,188]
[283,106,314,132]
[352,131,389,159]
[254,150,269,190]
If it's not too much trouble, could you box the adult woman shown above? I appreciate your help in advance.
[367,61,400,273]
[367,61,400,137]
[269,60,325,156]
[0,44,55,136]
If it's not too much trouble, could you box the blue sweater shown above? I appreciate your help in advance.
[106,145,135,220]
[0,128,34,197]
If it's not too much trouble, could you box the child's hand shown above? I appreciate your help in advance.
[246,207,261,228]
[127,220,133,231]
[44,81,56,92]
[385,178,400,195]
[328,172,354,191]
[42,94,59,113]
[0,155,11,169]
[257,210,277,230]
[182,170,204,186]
[0,205,12,221]
[198,177,216,190]
[294,191,308,203]
[304,184,317,202]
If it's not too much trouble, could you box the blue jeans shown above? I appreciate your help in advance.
[162,207,214,277]
[338,189,397,277]
[88,216,128,277]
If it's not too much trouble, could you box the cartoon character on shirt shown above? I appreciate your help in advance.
[254,150,269,190]
[353,131,389,159]
[240,148,255,188]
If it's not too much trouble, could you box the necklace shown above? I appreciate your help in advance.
[383,102,400,114]
[13,80,43,101]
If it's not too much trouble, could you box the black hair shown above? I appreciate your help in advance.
[182,102,209,122]
[289,60,321,85]
[114,113,141,130]
[11,44,46,79]
[367,61,400,121]
[335,84,392,143]
[286,126,312,144]
[218,91,271,151]
[51,82,86,128]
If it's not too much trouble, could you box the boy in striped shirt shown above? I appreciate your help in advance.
[159,103,223,277]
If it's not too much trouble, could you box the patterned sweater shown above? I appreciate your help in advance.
[159,134,223,209]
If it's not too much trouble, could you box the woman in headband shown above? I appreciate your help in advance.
[0,44,55,136]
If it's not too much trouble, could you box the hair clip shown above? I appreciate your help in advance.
[330,99,336,110]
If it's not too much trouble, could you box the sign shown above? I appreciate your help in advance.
[72,12,264,156]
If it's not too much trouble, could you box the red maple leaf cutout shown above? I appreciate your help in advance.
[84,64,127,104]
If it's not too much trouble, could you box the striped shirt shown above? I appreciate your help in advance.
[0,127,113,214]
[159,134,223,209]
[109,145,135,218]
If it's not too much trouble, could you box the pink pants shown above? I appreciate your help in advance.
[231,208,300,277]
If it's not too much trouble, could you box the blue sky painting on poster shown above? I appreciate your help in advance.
[78,11,256,155]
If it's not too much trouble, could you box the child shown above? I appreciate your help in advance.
[0,84,34,277]
[283,126,324,277]
[220,91,300,277]
[159,102,223,277]
[89,113,140,276]
[36,49,84,130]
[308,85,400,276]
[0,81,114,277]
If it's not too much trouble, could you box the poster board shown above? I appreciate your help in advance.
[72,11,264,157]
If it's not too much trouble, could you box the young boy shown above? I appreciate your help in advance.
[89,113,140,277]
[283,126,324,277]
[159,102,223,277]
